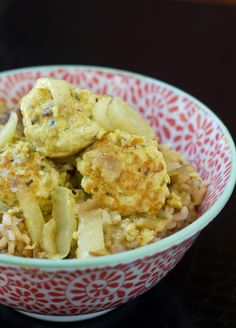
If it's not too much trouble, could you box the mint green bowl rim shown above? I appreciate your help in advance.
[0,65,235,269]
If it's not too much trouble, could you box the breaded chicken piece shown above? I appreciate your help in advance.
[0,139,62,208]
[20,78,105,158]
[77,130,170,216]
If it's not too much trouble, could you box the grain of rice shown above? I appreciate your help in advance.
[7,229,15,241]
[0,210,33,256]
[8,241,15,254]
[0,237,7,248]
[2,213,12,225]
[0,141,207,258]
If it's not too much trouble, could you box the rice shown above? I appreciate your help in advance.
[0,144,207,258]
[0,209,34,257]
[100,145,207,254]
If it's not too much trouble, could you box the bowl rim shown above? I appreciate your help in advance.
[0,65,235,269]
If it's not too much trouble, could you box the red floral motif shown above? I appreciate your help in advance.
[3,284,47,312]
[0,271,13,299]
[104,74,140,103]
[0,67,232,316]
[128,272,163,298]
[20,268,55,283]
[0,235,218,314]
[199,188,219,213]
[134,237,195,273]
[0,271,8,288]
[0,71,42,109]
[47,69,89,89]
[138,84,181,141]
[66,269,127,306]
[174,112,215,159]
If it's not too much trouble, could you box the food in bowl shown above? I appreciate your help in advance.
[0,78,207,259]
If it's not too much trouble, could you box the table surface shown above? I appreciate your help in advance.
[0,1,235,327]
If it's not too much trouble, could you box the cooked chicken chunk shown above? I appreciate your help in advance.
[0,139,62,207]
[20,78,105,157]
[77,130,170,216]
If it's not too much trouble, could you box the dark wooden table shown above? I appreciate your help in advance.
[0,1,235,327]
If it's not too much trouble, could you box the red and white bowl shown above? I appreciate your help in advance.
[0,66,235,322]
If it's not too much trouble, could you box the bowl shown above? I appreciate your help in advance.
[0,65,235,322]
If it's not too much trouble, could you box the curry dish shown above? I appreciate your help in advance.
[0,78,207,258]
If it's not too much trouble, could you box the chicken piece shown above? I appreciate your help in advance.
[77,130,170,216]
[0,139,62,208]
[20,78,106,158]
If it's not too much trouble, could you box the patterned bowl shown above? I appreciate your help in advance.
[0,66,235,322]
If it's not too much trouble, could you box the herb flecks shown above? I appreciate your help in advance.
[42,109,53,117]
[144,168,150,176]
[48,120,56,127]
[25,179,33,186]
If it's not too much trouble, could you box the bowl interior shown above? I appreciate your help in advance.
[0,66,233,219]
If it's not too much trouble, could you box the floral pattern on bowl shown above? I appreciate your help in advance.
[0,66,234,318]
